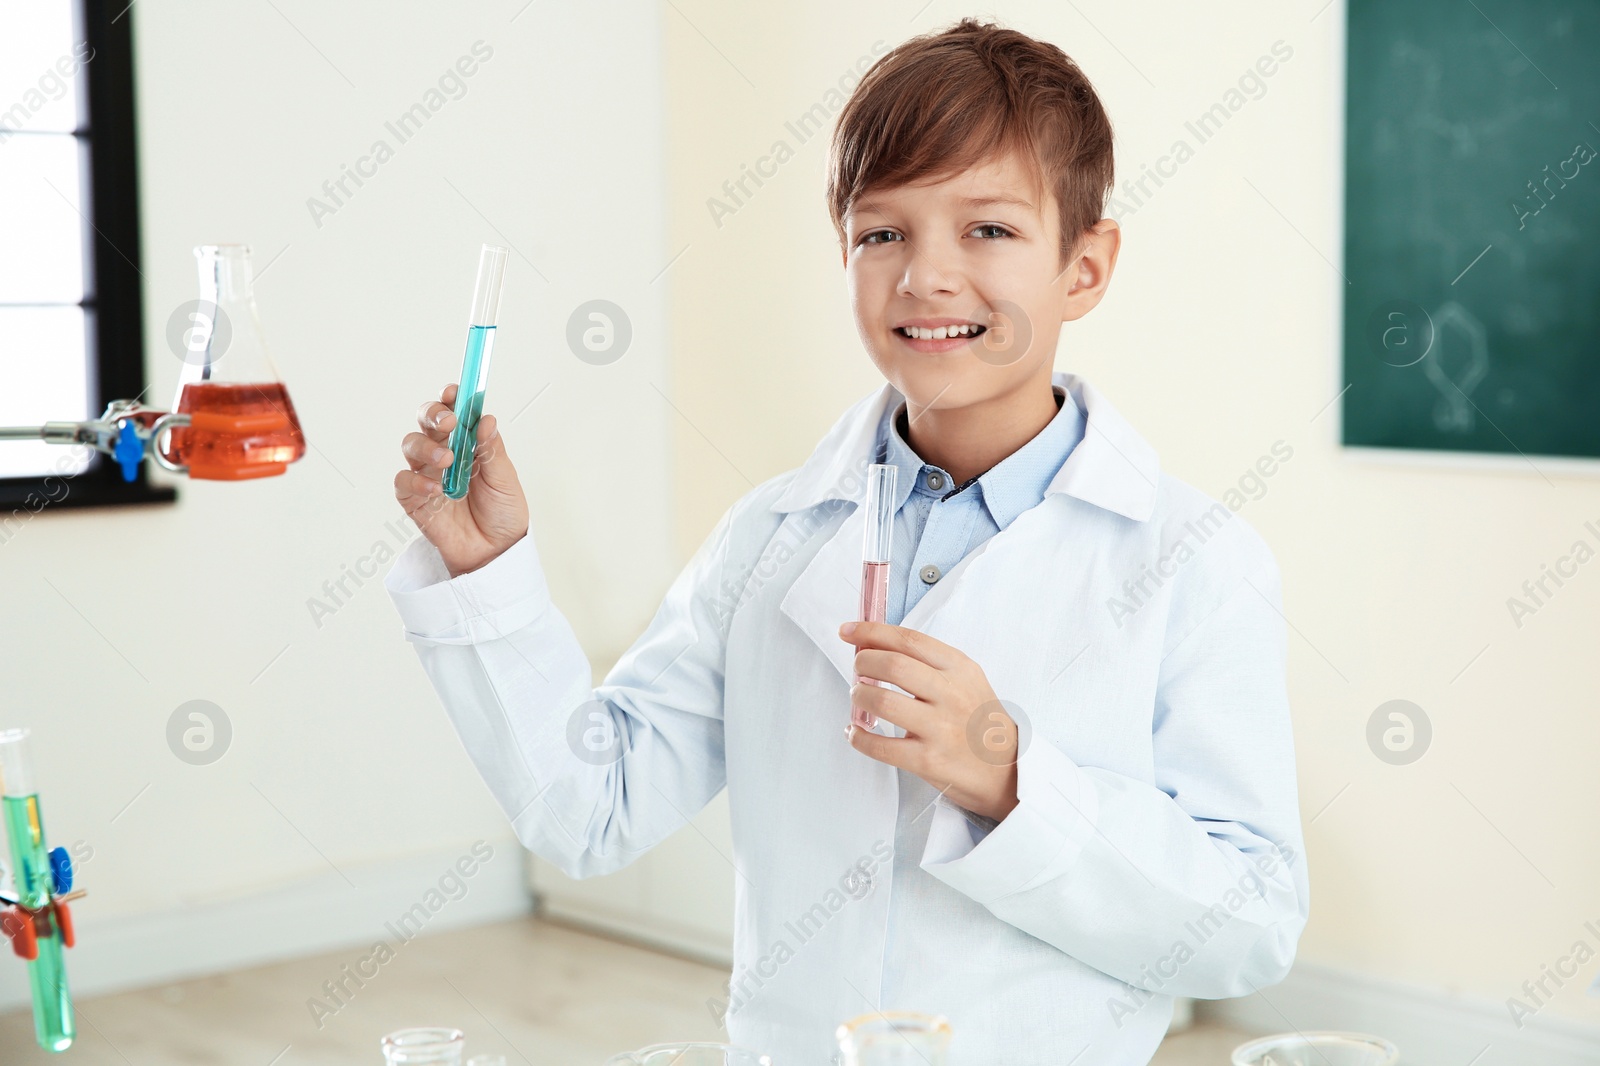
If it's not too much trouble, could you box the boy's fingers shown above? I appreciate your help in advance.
[842,621,958,670]
[416,400,457,440]
[402,431,452,474]
[471,414,521,493]
[851,682,934,737]
[847,722,916,770]
[853,648,943,702]
[394,469,443,514]
[438,382,459,405]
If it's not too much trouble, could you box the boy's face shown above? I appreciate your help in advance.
[841,149,1118,414]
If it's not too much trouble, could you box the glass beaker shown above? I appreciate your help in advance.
[1231,1031,1399,1066]
[603,1043,772,1065]
[836,1012,951,1065]
[162,244,306,480]
[381,1027,466,1065]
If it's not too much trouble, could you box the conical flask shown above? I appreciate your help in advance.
[163,244,306,480]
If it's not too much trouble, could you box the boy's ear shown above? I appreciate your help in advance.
[1060,218,1121,322]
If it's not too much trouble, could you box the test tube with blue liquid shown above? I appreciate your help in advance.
[443,244,509,500]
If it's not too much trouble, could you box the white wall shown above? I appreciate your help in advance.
[660,0,1600,1051]
[0,0,678,1004]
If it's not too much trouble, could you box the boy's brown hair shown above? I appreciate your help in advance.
[827,18,1115,268]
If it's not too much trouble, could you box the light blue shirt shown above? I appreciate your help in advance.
[874,384,1083,627]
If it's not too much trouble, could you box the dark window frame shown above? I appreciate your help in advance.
[0,1,175,510]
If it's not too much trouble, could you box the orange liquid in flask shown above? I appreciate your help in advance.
[166,382,306,480]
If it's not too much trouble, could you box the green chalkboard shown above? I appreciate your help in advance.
[1342,0,1600,459]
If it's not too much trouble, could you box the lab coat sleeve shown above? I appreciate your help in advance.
[919,554,1309,1000]
[384,513,734,880]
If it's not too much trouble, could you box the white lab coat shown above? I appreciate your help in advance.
[385,370,1309,1066]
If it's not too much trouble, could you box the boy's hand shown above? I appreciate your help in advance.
[839,620,1020,822]
[394,383,530,577]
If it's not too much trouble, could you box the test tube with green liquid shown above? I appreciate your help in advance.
[443,244,509,500]
[0,729,74,1052]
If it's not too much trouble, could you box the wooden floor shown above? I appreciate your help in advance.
[0,917,1254,1064]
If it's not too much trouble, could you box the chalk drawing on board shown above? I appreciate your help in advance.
[1422,300,1489,433]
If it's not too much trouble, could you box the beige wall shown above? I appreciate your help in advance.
[0,0,677,1003]
[664,0,1600,1025]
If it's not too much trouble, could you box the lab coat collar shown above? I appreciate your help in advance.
[768,371,1160,523]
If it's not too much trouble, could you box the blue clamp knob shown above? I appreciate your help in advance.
[114,421,143,482]
[48,846,72,894]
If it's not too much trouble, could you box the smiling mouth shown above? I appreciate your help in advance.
[895,324,987,340]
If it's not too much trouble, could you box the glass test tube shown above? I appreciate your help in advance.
[443,244,509,500]
[0,729,74,1052]
[853,464,897,731]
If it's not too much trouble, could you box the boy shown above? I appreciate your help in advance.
[387,18,1307,1065]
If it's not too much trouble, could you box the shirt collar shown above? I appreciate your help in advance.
[769,371,1162,522]
[871,408,924,518]
[877,385,1085,530]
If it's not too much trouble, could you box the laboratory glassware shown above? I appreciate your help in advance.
[0,729,76,1052]
[443,244,509,500]
[381,1027,466,1065]
[1231,1031,1398,1066]
[1,244,307,483]
[603,1043,773,1065]
[853,463,898,731]
[836,1011,952,1066]
[163,244,305,479]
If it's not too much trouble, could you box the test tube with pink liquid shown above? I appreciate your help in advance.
[853,464,897,731]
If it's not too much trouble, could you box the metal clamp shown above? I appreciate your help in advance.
[0,400,190,481]
[149,412,191,475]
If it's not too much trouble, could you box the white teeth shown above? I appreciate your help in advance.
[899,324,982,340]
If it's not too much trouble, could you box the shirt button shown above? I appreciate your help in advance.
[926,471,945,491]
[920,564,941,585]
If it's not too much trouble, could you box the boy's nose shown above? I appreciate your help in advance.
[898,247,963,300]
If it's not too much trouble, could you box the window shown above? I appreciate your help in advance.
[0,1,172,510]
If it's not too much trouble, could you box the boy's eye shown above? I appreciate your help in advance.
[971,223,1013,239]
[860,229,902,246]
